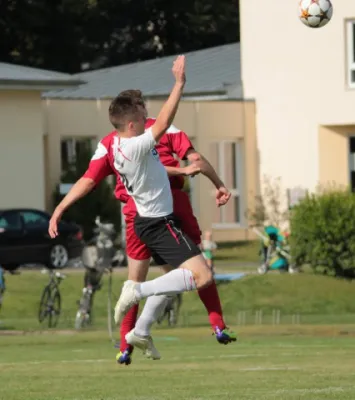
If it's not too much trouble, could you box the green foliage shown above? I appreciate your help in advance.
[53,146,121,241]
[290,188,355,277]
[247,176,289,228]
[1,0,239,73]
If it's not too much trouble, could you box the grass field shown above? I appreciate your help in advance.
[214,240,260,265]
[2,269,355,330]
[2,326,355,400]
[2,270,355,399]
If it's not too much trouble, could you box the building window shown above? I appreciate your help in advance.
[346,20,355,88]
[61,138,95,172]
[209,141,243,227]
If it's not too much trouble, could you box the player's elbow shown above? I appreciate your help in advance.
[80,177,97,192]
[187,151,202,163]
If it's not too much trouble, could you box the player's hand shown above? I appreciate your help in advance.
[172,55,186,85]
[215,186,231,207]
[48,208,63,238]
[183,163,201,177]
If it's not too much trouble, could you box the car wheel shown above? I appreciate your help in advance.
[49,244,69,269]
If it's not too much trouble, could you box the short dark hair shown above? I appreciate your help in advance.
[108,96,145,131]
[118,89,143,100]
[118,89,146,113]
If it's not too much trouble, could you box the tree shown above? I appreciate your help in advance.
[0,0,239,72]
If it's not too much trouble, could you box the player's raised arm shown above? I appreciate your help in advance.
[151,55,186,142]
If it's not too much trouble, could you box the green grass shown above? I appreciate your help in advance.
[2,270,355,331]
[214,240,260,265]
[2,327,355,399]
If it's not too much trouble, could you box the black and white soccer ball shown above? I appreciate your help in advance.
[299,0,333,28]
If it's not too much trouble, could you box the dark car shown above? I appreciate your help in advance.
[0,208,84,271]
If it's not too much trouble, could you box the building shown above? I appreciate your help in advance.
[0,64,81,210]
[43,44,258,241]
[240,0,355,195]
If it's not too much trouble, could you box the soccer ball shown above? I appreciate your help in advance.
[299,0,333,28]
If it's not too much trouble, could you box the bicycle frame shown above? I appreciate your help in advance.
[75,216,121,329]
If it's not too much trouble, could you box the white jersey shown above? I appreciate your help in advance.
[113,128,173,218]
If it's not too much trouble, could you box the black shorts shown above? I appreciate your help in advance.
[134,213,201,268]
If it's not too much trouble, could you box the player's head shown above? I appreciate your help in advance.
[204,230,212,240]
[108,95,146,135]
[118,89,147,119]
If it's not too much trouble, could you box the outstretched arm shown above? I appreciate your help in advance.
[151,56,186,143]
[48,178,96,238]
[48,141,112,238]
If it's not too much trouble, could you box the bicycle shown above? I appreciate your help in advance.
[75,217,124,330]
[38,270,65,328]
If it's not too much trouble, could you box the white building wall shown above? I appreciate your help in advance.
[240,0,355,191]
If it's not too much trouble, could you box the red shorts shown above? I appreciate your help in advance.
[123,189,201,261]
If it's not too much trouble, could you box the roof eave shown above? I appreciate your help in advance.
[43,89,230,100]
[0,78,85,91]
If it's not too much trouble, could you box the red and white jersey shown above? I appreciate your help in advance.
[113,128,172,217]
[83,118,194,204]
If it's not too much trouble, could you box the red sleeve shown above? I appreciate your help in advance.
[168,126,194,160]
[82,141,113,184]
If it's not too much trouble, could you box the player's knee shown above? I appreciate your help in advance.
[198,267,213,288]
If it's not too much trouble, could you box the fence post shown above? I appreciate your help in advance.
[276,310,281,325]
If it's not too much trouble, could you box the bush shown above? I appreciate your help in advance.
[290,188,355,278]
[53,147,121,241]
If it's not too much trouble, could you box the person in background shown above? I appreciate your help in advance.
[202,230,217,275]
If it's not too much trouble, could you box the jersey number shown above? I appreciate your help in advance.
[120,173,133,193]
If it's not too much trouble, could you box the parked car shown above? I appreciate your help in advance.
[0,208,84,271]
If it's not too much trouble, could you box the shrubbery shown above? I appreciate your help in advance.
[290,188,355,278]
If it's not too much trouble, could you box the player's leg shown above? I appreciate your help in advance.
[173,190,236,344]
[117,203,151,365]
[125,253,171,358]
[116,256,150,365]
[114,214,213,324]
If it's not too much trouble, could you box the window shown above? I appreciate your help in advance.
[20,211,48,229]
[209,141,243,227]
[346,20,355,88]
[61,138,96,171]
[0,212,23,231]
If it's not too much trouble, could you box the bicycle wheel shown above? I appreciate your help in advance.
[75,292,91,330]
[38,285,52,323]
[48,289,61,328]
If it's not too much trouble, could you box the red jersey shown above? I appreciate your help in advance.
[83,118,194,203]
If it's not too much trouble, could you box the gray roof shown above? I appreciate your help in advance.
[44,43,242,99]
[0,63,83,90]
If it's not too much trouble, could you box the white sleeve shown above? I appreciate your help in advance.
[123,128,156,162]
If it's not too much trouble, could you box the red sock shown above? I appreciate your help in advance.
[197,280,225,331]
[120,304,139,352]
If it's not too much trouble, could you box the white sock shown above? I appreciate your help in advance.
[135,269,196,299]
[134,295,169,337]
